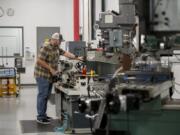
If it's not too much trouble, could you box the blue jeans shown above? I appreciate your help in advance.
[36,77,53,119]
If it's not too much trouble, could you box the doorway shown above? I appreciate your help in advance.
[36,27,60,53]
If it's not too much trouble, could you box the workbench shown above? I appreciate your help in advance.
[54,82,92,134]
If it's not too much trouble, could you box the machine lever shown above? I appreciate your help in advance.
[85,114,99,120]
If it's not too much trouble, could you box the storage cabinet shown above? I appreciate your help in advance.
[0,68,19,97]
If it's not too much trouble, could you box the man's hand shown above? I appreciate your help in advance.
[63,51,85,61]
[49,68,58,76]
[76,56,84,61]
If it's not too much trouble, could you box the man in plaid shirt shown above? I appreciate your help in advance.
[34,33,82,124]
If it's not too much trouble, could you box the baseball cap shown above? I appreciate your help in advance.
[51,33,65,41]
[59,34,65,41]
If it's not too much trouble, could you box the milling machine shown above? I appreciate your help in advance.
[77,0,180,135]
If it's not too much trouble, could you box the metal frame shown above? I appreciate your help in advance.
[91,0,106,40]
[101,0,106,12]
[91,0,96,40]
[0,26,24,58]
[83,0,92,42]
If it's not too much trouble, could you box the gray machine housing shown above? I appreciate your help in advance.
[96,2,136,29]
[66,41,86,57]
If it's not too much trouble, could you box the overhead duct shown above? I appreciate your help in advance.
[73,0,80,41]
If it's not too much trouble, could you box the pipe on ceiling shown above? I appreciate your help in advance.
[74,0,80,41]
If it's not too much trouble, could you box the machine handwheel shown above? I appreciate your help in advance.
[75,62,85,72]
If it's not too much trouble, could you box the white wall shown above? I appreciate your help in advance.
[0,0,73,84]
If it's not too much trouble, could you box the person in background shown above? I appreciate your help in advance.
[34,33,83,124]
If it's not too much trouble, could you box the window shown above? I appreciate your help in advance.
[0,27,24,57]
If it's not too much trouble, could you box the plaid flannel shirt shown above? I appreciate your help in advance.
[34,44,65,82]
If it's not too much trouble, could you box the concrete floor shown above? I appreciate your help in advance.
[0,86,63,135]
